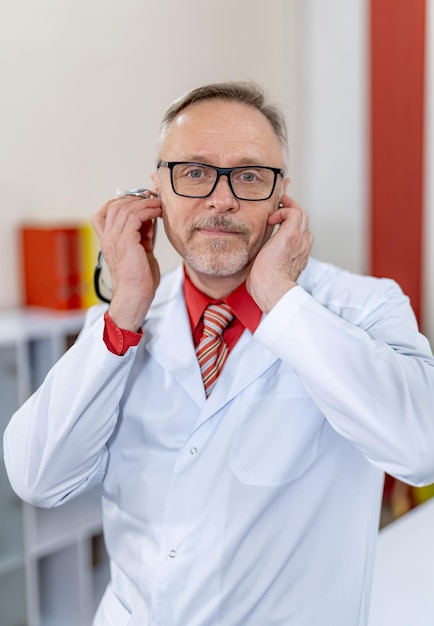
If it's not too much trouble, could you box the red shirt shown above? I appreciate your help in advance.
[104,269,262,356]
[182,272,262,351]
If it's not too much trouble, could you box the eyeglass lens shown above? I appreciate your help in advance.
[171,163,277,200]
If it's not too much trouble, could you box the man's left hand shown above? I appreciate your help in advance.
[247,195,314,313]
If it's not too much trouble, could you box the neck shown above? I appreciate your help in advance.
[184,263,249,299]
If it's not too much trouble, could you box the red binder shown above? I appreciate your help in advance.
[20,225,83,310]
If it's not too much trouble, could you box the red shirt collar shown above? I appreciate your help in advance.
[182,267,262,334]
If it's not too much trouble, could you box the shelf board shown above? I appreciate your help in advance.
[0,308,86,346]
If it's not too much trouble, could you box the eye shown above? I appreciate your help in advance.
[234,168,262,183]
[241,171,258,182]
[188,168,205,179]
[177,164,214,180]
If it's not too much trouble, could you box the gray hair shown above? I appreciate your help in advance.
[157,81,288,170]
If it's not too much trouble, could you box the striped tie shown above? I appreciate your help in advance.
[196,303,234,397]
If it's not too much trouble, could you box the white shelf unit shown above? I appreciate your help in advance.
[0,308,109,626]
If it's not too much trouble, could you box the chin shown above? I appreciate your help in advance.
[185,244,249,277]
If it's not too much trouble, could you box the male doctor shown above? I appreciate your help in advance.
[4,81,434,626]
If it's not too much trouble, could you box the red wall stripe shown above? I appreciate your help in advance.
[370,0,426,324]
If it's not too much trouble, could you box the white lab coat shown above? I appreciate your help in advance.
[4,258,434,626]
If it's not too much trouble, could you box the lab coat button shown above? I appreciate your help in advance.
[189,447,198,455]
[169,550,177,558]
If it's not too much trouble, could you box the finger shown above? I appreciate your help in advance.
[103,198,162,234]
[91,198,132,237]
[279,194,303,210]
[140,218,158,252]
[106,195,161,217]
[267,206,306,227]
[99,195,161,223]
[91,212,105,240]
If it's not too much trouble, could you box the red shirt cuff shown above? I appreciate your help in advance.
[103,311,143,356]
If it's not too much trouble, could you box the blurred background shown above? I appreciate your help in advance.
[1,0,432,335]
[0,0,433,624]
[0,0,432,338]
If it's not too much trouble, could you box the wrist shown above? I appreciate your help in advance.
[249,279,297,314]
[107,294,152,332]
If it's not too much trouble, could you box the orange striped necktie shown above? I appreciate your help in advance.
[196,302,234,397]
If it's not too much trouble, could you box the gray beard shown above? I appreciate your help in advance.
[184,239,249,276]
[184,215,250,276]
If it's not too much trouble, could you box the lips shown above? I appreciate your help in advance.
[197,226,241,235]
[189,217,248,238]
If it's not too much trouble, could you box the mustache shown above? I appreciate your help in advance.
[188,215,249,236]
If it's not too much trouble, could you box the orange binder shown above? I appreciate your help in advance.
[20,225,83,310]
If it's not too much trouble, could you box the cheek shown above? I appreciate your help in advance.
[161,203,191,254]
[252,214,274,243]
[245,216,274,258]
[161,210,178,244]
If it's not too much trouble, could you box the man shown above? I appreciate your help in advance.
[4,81,434,625]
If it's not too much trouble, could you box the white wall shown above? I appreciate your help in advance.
[299,0,368,274]
[0,0,302,309]
[0,0,373,311]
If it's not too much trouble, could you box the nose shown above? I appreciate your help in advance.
[204,174,240,213]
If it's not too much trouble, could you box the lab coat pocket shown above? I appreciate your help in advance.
[93,584,132,626]
[229,375,324,486]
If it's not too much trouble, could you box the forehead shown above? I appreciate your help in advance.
[160,99,284,166]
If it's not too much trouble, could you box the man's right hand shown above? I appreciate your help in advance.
[92,194,162,331]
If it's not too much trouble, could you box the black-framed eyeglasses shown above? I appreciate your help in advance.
[157,161,284,201]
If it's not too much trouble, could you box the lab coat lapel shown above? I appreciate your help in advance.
[195,326,280,424]
[143,268,206,406]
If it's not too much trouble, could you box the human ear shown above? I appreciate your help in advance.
[277,177,290,208]
[151,171,160,195]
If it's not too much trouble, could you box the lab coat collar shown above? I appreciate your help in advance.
[142,267,279,418]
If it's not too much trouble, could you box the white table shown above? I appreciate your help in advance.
[369,498,434,625]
